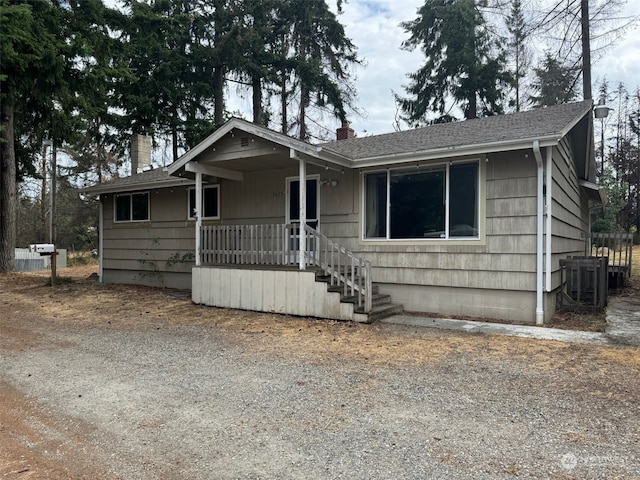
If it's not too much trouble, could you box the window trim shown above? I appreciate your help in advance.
[114,192,150,223]
[188,184,220,220]
[361,159,482,242]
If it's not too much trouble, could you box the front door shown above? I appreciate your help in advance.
[286,176,320,263]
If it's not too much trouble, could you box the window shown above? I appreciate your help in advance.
[115,192,149,222]
[188,185,220,220]
[363,161,479,240]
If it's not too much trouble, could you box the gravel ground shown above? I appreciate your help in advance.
[2,271,640,479]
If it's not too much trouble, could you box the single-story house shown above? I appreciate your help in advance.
[82,100,605,324]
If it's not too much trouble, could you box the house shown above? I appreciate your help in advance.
[82,100,604,324]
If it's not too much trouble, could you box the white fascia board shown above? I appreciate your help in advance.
[168,117,352,174]
[352,136,561,169]
[557,101,593,139]
[167,120,241,174]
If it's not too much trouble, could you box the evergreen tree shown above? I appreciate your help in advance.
[397,0,512,124]
[529,53,580,107]
[504,0,531,112]
[276,0,360,140]
[0,0,67,272]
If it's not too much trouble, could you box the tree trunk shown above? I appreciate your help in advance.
[299,83,307,141]
[252,75,264,125]
[281,72,288,134]
[581,0,592,100]
[0,102,17,272]
[213,65,225,125]
[172,126,179,163]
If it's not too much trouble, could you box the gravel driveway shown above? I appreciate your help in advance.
[1,271,640,479]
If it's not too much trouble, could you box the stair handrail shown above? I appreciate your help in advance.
[302,224,372,312]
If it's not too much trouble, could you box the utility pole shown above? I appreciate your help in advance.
[49,142,57,285]
[581,0,592,100]
[41,139,50,242]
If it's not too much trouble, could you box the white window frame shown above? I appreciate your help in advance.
[188,184,220,220]
[114,192,150,223]
[361,160,481,241]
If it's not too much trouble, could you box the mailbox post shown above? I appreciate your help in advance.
[29,244,57,286]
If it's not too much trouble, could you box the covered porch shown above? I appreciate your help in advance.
[167,118,401,322]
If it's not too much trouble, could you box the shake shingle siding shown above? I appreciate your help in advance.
[100,188,195,289]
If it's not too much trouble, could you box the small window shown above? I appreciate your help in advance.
[115,192,149,222]
[188,185,220,220]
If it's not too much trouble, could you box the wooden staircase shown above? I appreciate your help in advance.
[313,270,403,323]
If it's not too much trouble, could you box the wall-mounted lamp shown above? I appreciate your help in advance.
[320,180,339,187]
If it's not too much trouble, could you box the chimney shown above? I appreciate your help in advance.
[131,134,152,174]
[336,121,355,141]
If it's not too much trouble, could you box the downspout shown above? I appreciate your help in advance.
[533,141,545,325]
[195,171,202,267]
[98,195,104,283]
[545,147,553,293]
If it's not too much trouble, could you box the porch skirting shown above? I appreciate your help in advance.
[192,266,358,321]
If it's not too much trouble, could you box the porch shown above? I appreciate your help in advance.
[191,224,403,323]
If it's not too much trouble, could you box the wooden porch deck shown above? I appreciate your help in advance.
[193,224,403,322]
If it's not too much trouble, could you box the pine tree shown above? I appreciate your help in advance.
[397,0,512,124]
[529,53,580,107]
[505,0,531,112]
[275,0,359,140]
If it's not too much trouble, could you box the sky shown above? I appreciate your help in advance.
[330,0,640,137]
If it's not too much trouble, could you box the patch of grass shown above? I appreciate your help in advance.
[68,252,99,267]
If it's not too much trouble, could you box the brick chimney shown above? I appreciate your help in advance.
[336,121,355,140]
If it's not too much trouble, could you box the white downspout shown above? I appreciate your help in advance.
[195,171,202,267]
[298,157,307,271]
[533,141,545,325]
[545,147,553,293]
[98,195,104,283]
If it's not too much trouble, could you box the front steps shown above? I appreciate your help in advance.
[314,271,403,323]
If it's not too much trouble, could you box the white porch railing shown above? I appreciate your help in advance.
[200,224,373,312]
[302,224,372,313]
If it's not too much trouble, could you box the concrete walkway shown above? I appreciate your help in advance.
[382,315,615,345]
[605,297,640,346]
[385,297,640,346]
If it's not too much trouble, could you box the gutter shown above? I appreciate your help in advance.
[346,135,562,169]
[533,141,545,325]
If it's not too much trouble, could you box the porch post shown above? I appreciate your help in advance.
[195,171,202,266]
[299,157,306,270]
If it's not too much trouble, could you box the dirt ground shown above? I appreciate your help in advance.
[2,266,640,478]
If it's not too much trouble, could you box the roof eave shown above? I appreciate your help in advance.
[579,179,607,205]
[350,135,561,168]
[80,177,195,195]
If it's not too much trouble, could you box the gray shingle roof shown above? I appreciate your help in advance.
[82,101,592,194]
[320,101,592,160]
[81,167,193,194]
